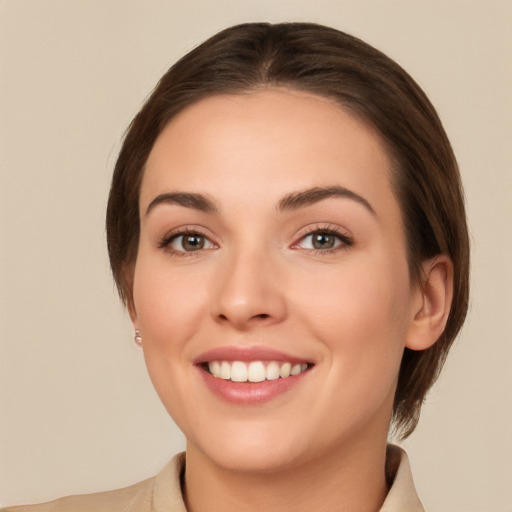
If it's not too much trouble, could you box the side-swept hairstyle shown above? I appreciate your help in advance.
[106,22,469,438]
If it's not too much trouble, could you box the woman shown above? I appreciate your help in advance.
[5,22,469,512]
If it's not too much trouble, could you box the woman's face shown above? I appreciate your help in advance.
[131,89,423,472]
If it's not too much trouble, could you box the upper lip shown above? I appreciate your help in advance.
[193,346,313,365]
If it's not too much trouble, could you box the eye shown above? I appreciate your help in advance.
[295,229,353,251]
[167,232,215,252]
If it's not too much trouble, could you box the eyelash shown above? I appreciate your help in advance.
[293,226,354,254]
[158,226,215,257]
[157,225,353,256]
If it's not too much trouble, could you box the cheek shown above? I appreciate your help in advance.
[130,256,212,413]
[300,256,410,331]
[131,257,207,423]
[294,254,412,380]
[133,255,206,341]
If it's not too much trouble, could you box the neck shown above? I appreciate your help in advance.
[183,435,389,512]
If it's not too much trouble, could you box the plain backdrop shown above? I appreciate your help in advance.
[1,1,511,510]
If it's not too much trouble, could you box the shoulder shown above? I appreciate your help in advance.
[2,477,155,512]
[2,453,187,512]
[380,444,425,512]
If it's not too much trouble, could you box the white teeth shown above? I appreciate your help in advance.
[231,361,247,382]
[290,363,302,376]
[247,361,266,382]
[280,362,291,378]
[220,361,231,379]
[266,361,280,380]
[207,360,309,382]
[209,361,220,377]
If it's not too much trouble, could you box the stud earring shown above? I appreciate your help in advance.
[134,329,142,346]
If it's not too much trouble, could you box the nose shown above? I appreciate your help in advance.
[211,249,287,330]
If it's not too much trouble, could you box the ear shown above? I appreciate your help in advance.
[406,255,454,351]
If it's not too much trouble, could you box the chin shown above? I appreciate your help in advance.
[186,420,315,474]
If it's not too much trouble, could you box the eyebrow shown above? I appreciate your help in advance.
[145,192,218,216]
[278,186,376,215]
[145,186,375,217]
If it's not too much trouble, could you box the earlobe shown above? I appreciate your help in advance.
[406,255,454,351]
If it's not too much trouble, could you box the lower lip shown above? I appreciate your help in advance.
[198,367,309,405]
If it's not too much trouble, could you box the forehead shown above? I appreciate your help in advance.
[141,88,397,218]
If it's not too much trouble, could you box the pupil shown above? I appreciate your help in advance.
[183,235,204,251]
[313,233,334,249]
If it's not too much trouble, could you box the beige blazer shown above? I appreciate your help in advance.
[3,445,424,511]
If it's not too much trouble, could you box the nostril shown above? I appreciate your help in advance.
[217,312,270,323]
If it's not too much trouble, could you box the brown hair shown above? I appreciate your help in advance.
[106,22,469,438]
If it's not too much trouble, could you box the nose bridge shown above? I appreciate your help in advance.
[212,240,287,329]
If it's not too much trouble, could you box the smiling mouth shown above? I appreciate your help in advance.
[205,360,311,383]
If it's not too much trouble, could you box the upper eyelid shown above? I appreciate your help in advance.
[158,225,216,248]
[293,223,352,240]
[161,225,212,239]
[291,225,354,248]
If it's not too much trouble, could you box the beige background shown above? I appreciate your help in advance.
[1,0,511,510]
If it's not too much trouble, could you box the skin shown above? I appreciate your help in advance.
[129,88,452,512]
